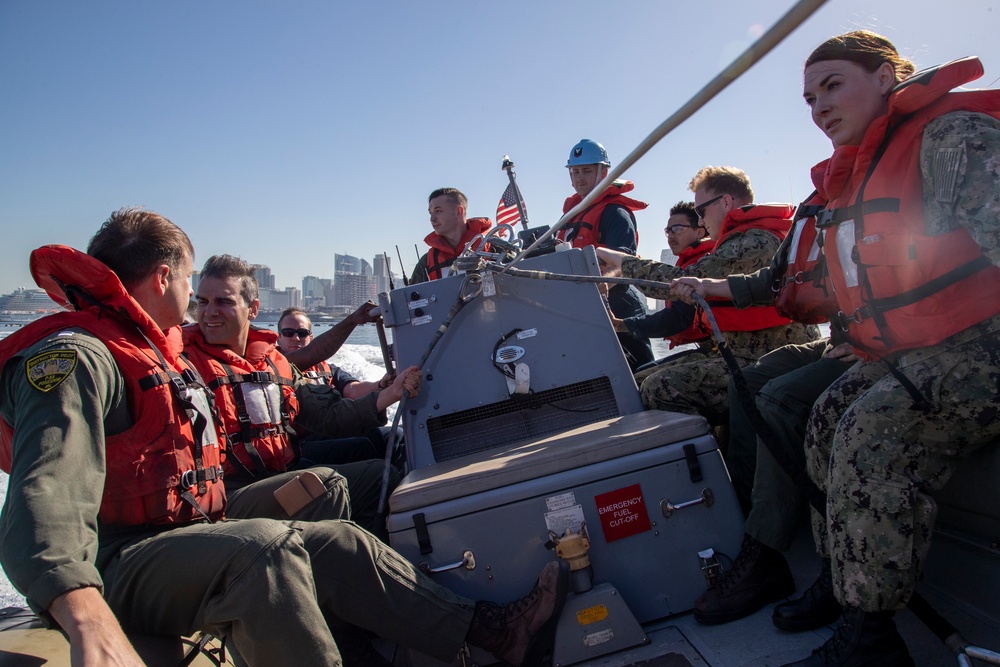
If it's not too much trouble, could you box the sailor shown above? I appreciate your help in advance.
[0,208,568,666]
[277,306,399,467]
[561,138,655,371]
[183,254,412,535]
[775,31,1000,666]
[612,200,712,384]
[667,180,858,625]
[597,166,821,430]
[410,187,493,284]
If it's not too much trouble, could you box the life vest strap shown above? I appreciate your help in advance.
[814,197,900,229]
[834,255,994,333]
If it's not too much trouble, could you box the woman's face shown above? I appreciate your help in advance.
[803,59,894,147]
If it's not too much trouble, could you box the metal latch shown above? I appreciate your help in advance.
[419,550,476,575]
[659,488,715,518]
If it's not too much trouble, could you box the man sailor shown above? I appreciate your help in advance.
[410,187,493,284]
[561,138,654,371]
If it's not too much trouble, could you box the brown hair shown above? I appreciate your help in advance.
[87,207,194,289]
[428,187,468,210]
[200,254,259,306]
[806,30,916,82]
[689,166,754,206]
[278,307,311,330]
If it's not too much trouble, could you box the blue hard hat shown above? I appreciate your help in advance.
[566,139,611,167]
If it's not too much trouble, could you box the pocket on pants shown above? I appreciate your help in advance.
[837,476,915,571]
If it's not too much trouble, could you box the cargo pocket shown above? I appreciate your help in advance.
[837,475,915,572]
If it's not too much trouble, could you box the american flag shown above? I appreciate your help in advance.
[496,182,526,227]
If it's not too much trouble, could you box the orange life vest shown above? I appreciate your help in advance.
[0,245,225,527]
[300,359,335,385]
[771,190,838,325]
[423,217,494,281]
[695,204,797,334]
[665,240,713,348]
[183,326,299,479]
[559,180,646,249]
[814,57,1000,359]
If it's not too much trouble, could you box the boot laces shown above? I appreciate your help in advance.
[474,582,541,634]
[813,613,857,661]
[716,537,760,594]
[801,562,834,604]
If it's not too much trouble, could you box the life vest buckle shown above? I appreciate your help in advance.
[814,209,837,229]
[180,469,197,489]
[834,308,865,331]
[247,370,271,384]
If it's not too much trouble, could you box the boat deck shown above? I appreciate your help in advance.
[526,520,1000,667]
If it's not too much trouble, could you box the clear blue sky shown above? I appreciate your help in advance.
[1,0,997,294]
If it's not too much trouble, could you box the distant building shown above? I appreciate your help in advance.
[258,286,300,313]
[253,265,276,291]
[372,254,391,295]
[334,273,376,307]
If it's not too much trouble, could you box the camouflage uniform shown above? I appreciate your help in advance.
[622,231,820,424]
[805,111,1000,612]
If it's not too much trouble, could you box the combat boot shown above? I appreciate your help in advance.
[694,533,795,625]
[773,559,842,632]
[780,606,914,666]
[466,560,569,666]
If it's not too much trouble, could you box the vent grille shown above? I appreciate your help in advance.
[427,376,620,462]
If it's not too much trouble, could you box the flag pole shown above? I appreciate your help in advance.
[501,155,530,231]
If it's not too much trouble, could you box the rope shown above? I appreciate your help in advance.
[503,0,829,269]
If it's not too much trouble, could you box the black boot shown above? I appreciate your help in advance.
[780,607,914,666]
[773,559,842,632]
[694,533,795,625]
[466,560,569,666]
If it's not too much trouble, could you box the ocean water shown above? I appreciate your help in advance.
[0,322,672,609]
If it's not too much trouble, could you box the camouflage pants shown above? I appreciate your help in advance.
[804,314,1000,611]
[639,350,731,426]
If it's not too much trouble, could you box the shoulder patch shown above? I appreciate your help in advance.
[25,350,78,392]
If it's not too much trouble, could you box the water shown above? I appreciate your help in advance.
[0,321,672,609]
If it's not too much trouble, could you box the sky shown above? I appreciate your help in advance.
[1,0,998,294]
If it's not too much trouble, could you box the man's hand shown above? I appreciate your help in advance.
[347,300,380,326]
[594,248,628,275]
[50,588,145,667]
[376,366,421,410]
[670,277,730,304]
[823,342,860,363]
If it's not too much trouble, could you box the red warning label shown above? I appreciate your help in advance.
[594,483,651,542]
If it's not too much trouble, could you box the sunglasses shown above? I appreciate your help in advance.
[665,224,699,235]
[279,328,312,339]
[694,194,725,219]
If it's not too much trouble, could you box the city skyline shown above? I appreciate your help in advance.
[3,2,997,300]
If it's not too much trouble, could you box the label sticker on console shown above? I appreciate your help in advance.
[594,483,651,542]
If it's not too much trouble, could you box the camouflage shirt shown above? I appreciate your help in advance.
[622,228,819,359]
[920,111,1000,264]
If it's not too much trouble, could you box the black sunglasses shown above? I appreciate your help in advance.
[279,328,312,339]
[694,194,725,219]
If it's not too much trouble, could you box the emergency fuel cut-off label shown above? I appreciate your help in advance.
[594,483,651,542]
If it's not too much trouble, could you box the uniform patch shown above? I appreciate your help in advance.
[932,146,964,203]
[25,350,78,392]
